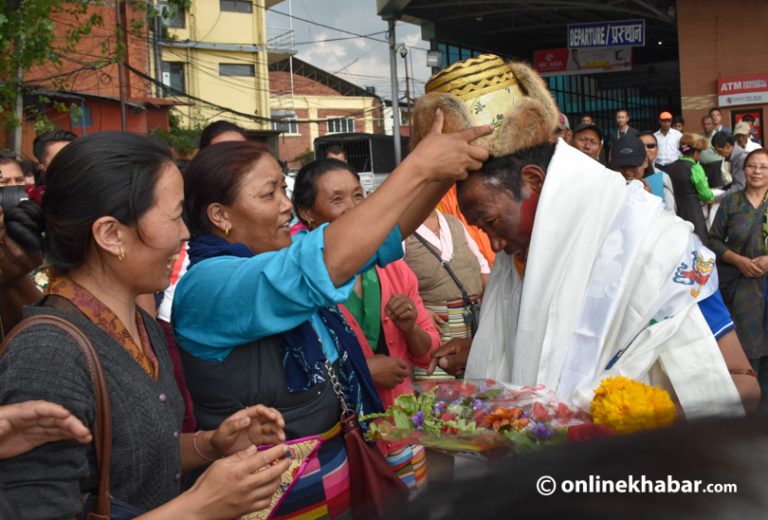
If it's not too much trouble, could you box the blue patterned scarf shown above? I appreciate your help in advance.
[188,233,383,419]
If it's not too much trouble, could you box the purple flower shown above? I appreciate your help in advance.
[532,422,552,440]
[472,399,483,410]
[412,411,425,431]
[432,402,446,416]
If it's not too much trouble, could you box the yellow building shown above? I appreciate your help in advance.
[157,0,292,130]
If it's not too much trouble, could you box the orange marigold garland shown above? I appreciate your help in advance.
[590,376,677,434]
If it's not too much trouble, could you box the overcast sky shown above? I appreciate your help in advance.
[266,0,432,102]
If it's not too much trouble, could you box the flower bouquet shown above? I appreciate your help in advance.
[363,379,588,455]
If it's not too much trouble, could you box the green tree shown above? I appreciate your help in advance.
[0,0,188,133]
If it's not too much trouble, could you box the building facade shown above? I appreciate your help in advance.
[158,0,292,130]
[269,58,384,168]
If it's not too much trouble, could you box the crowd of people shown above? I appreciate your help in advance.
[0,54,764,518]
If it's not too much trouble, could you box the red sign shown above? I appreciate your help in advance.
[718,73,768,107]
[732,109,764,146]
[532,47,632,77]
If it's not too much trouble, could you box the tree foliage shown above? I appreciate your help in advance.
[0,0,188,130]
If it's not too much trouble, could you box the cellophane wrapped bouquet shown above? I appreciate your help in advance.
[363,379,590,455]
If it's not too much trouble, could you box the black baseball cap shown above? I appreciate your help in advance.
[573,123,603,141]
[610,134,647,168]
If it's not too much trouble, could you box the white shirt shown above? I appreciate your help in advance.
[653,128,683,166]
[412,211,490,274]
[735,139,761,155]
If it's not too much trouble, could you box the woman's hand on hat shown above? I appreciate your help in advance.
[406,108,492,183]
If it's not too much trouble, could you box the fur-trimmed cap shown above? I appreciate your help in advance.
[411,54,559,156]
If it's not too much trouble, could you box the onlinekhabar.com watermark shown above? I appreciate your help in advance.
[536,475,738,496]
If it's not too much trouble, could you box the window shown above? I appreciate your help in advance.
[327,118,355,134]
[158,1,185,28]
[219,63,255,77]
[69,106,92,128]
[272,119,299,134]
[161,61,185,96]
[220,0,252,13]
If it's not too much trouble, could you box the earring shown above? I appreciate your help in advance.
[225,226,230,237]
[118,247,125,262]
[307,219,314,229]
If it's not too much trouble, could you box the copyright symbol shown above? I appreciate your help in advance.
[536,475,556,496]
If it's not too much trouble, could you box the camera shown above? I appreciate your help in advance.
[0,185,29,212]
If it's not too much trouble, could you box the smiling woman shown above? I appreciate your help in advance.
[171,116,491,517]
[0,132,292,519]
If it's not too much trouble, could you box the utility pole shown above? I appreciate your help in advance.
[401,45,411,130]
[387,19,401,165]
[12,1,24,153]
[153,4,163,98]
[116,0,128,131]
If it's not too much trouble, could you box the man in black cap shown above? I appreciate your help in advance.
[610,133,651,192]
[571,122,603,162]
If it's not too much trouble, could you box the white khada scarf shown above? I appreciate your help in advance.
[466,140,743,418]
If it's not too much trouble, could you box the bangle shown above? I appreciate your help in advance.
[729,368,757,377]
[192,431,216,462]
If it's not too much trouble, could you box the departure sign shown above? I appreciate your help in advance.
[568,19,645,48]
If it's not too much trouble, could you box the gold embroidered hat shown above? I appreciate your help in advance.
[411,54,559,156]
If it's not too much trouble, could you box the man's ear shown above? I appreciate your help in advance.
[521,164,546,194]
[206,203,231,234]
[91,217,124,258]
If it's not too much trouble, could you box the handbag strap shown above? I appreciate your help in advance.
[413,232,475,308]
[324,360,352,416]
[0,313,112,520]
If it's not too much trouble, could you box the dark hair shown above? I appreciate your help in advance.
[199,120,247,149]
[32,129,77,164]
[459,142,556,201]
[394,416,768,520]
[701,115,714,123]
[712,131,736,149]
[744,148,768,167]
[325,145,346,158]
[5,132,173,273]
[709,107,722,115]
[673,116,685,126]
[637,130,658,143]
[742,115,755,123]
[182,140,270,236]
[616,109,629,117]
[292,158,359,226]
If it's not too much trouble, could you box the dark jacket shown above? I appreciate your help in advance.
[666,159,709,244]
[0,303,184,518]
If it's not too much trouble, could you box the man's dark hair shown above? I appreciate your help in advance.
[701,115,714,123]
[325,144,346,158]
[742,115,755,123]
[458,142,556,201]
[637,130,657,143]
[199,120,247,149]
[616,108,629,117]
[32,129,77,164]
[673,116,685,126]
[709,107,722,116]
[712,131,736,149]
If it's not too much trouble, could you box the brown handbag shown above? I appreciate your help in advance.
[324,361,408,519]
[1,314,113,520]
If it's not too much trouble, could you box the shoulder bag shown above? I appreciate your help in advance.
[324,361,408,519]
[413,232,481,336]
[0,311,144,519]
